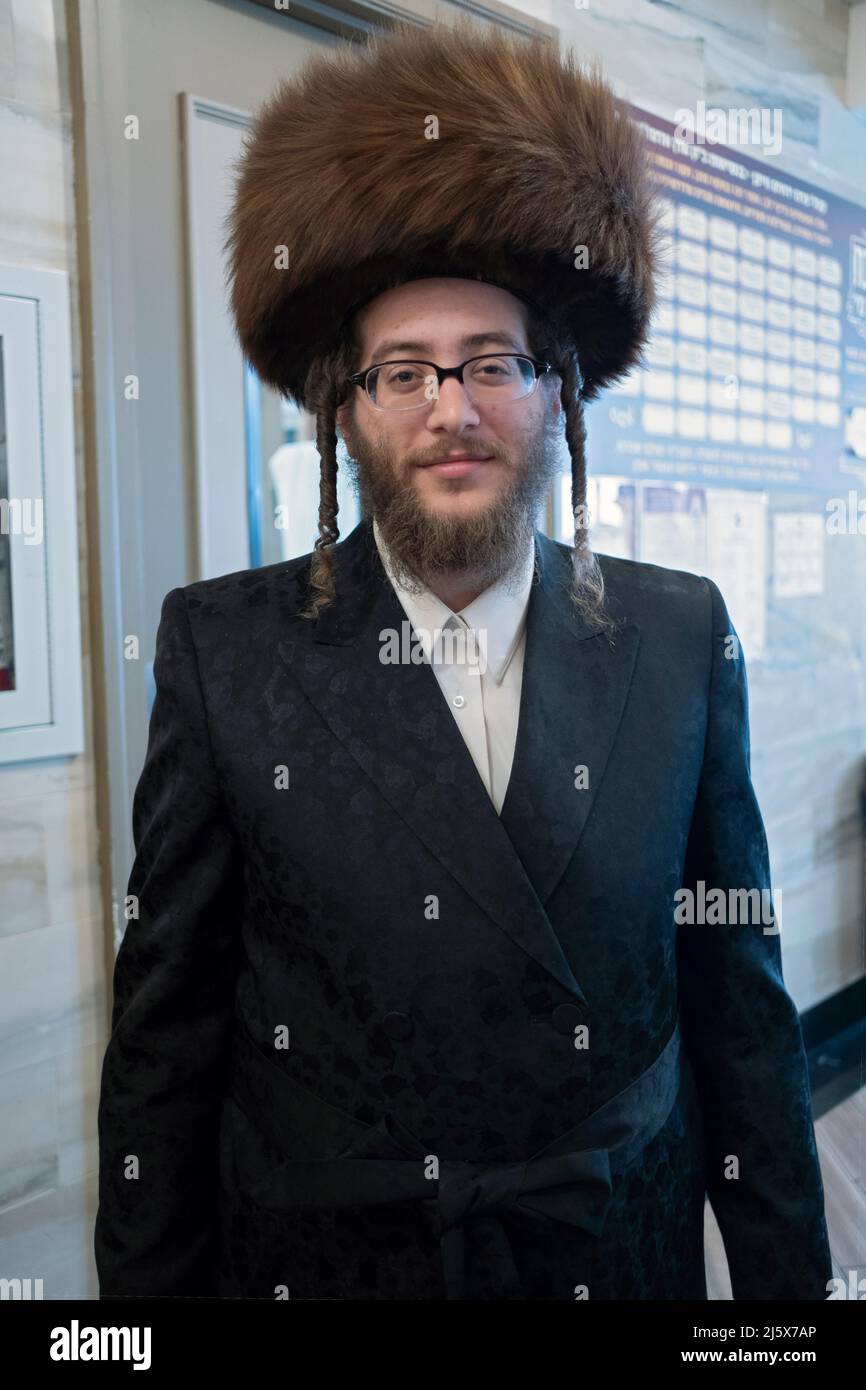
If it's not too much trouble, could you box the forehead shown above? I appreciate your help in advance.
[356,277,532,360]
[367,329,529,365]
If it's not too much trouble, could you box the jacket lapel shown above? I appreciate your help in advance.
[499,529,641,907]
[278,517,639,1003]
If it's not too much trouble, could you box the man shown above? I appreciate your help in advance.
[95,19,832,1300]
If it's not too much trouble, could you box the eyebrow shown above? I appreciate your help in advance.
[366,330,526,363]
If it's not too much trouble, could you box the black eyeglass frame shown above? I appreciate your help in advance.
[348,351,555,410]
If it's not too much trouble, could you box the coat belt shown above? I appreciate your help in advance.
[226,1017,684,1299]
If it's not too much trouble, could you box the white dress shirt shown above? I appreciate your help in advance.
[372,515,536,814]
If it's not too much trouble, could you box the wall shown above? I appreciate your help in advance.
[0,0,104,1296]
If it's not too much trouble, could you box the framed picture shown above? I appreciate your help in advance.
[0,263,83,761]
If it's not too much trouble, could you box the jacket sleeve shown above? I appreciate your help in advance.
[676,576,833,1300]
[94,586,244,1298]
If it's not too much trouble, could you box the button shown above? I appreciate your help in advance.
[382,1011,414,1040]
[551,1003,583,1036]
[452,694,465,708]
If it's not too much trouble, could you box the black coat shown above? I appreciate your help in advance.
[94,515,832,1300]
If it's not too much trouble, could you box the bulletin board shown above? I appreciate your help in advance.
[583,104,866,493]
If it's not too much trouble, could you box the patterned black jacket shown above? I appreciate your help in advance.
[95,514,832,1300]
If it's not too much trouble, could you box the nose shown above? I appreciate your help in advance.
[423,375,482,432]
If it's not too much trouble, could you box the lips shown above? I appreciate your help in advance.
[420,455,494,467]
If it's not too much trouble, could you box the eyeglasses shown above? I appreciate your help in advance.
[348,352,553,412]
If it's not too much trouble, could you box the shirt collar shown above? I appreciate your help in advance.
[372,515,536,685]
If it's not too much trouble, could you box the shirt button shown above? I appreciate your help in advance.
[452,694,465,708]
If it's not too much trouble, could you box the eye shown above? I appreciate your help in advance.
[385,365,424,387]
[470,356,516,380]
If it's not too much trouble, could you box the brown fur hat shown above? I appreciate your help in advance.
[225,17,661,408]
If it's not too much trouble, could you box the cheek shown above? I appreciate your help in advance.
[345,410,405,465]
[340,410,371,456]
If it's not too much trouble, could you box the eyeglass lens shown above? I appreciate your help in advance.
[368,355,536,409]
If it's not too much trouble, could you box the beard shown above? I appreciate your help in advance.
[339,405,564,598]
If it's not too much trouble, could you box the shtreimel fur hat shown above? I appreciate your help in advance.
[225,18,661,409]
[224,18,660,630]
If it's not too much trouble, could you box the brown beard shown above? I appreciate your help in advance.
[340,407,564,598]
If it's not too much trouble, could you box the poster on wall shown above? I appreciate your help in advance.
[772,512,825,598]
[583,104,866,494]
[561,477,768,661]
[0,263,83,762]
[704,490,768,660]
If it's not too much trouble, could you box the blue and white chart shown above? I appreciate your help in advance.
[584,104,866,493]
